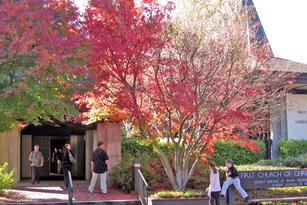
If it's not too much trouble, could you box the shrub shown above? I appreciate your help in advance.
[111,140,166,193]
[279,140,307,158]
[211,140,265,166]
[110,153,134,193]
[116,138,288,193]
[255,153,307,168]
[121,137,157,160]
[0,163,14,190]
[146,161,172,191]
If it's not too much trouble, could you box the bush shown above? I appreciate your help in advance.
[146,161,172,191]
[121,137,157,160]
[111,138,167,193]
[0,163,14,190]
[255,153,307,168]
[110,153,134,193]
[116,138,290,193]
[279,140,307,158]
[211,140,265,166]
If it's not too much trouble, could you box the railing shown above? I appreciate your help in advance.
[134,161,149,205]
[67,171,74,205]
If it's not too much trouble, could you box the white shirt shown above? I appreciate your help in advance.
[208,170,221,192]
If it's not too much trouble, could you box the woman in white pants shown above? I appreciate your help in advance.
[88,141,109,194]
[220,159,249,202]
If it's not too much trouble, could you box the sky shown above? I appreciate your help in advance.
[253,0,307,65]
[73,0,307,65]
[74,0,88,13]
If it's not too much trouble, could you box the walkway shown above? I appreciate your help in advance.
[0,181,137,204]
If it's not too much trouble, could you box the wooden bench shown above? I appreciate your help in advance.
[226,169,307,205]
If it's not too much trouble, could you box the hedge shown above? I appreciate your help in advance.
[121,137,157,159]
[112,138,172,192]
[279,140,307,158]
[255,153,307,168]
[210,140,265,166]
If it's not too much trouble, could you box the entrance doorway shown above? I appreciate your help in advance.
[20,124,86,180]
[50,137,69,175]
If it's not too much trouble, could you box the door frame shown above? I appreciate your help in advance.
[48,136,70,175]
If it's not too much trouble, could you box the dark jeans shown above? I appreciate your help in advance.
[209,191,220,205]
[31,166,40,184]
[63,166,72,188]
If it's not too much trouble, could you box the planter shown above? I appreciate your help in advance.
[149,197,226,205]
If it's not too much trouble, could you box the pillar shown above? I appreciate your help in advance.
[270,96,287,159]
[0,129,21,183]
[85,130,94,180]
[96,122,121,184]
[21,135,32,178]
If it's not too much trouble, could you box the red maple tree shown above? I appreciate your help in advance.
[76,0,293,190]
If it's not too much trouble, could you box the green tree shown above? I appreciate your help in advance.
[0,0,85,131]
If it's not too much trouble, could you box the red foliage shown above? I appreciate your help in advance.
[76,0,293,190]
[147,161,172,190]
[77,0,292,150]
[73,0,173,124]
[0,0,84,85]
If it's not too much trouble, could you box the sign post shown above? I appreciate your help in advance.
[68,171,73,205]
[134,159,141,193]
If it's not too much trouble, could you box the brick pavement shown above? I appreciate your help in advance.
[0,180,137,203]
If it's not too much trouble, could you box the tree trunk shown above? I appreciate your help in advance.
[157,150,178,190]
[158,146,198,191]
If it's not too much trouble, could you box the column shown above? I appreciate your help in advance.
[96,122,121,184]
[85,130,94,180]
[0,129,21,183]
[21,135,32,178]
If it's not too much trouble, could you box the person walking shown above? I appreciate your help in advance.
[58,148,63,174]
[29,145,44,185]
[206,161,221,205]
[220,159,249,202]
[60,143,75,189]
[88,141,109,194]
[51,148,59,174]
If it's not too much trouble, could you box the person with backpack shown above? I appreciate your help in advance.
[88,141,109,194]
[29,145,44,185]
[206,161,221,205]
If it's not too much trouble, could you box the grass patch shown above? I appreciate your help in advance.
[150,187,307,202]
[151,190,205,199]
[248,186,307,199]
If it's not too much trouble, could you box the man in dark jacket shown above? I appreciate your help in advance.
[60,143,75,189]
[88,141,109,194]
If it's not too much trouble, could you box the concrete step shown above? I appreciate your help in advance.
[6,200,141,205]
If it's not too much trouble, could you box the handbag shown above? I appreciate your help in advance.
[68,151,76,164]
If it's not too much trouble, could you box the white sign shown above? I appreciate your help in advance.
[287,94,307,140]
